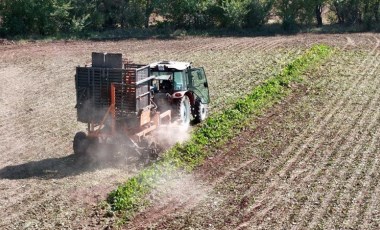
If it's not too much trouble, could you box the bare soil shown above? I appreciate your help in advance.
[0,33,378,229]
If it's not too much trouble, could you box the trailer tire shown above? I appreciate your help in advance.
[73,132,88,155]
[194,99,208,123]
[176,95,191,126]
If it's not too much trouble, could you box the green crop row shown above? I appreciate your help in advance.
[107,44,333,221]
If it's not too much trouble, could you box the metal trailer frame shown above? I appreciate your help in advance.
[74,53,172,155]
[86,82,172,145]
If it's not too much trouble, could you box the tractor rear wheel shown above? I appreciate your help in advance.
[73,131,88,155]
[176,95,191,126]
[194,99,208,123]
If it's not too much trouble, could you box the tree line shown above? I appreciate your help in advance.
[0,0,379,36]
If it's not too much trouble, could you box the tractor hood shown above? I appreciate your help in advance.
[150,61,191,71]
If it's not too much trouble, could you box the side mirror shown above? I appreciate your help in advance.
[204,82,208,88]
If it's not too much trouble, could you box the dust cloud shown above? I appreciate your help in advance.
[150,122,191,149]
[81,121,192,170]
[148,169,214,213]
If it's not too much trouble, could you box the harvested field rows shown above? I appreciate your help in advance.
[125,35,380,229]
[241,39,380,229]
[0,33,377,228]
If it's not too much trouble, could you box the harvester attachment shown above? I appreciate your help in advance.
[73,53,171,161]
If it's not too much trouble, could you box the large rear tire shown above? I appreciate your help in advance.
[194,99,208,123]
[73,132,88,155]
[176,95,191,126]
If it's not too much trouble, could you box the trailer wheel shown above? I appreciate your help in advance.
[194,99,208,123]
[177,95,191,126]
[73,132,88,155]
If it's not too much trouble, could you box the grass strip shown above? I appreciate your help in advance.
[107,44,333,219]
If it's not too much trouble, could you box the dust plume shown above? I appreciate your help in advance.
[150,122,192,149]
[128,168,219,229]
[151,170,210,206]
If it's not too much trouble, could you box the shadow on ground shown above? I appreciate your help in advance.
[0,148,146,180]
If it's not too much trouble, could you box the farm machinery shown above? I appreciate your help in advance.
[73,52,209,158]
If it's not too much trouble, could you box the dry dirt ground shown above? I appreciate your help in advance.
[0,33,378,229]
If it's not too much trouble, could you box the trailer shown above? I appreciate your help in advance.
[73,53,171,158]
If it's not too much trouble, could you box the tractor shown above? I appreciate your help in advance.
[149,61,210,125]
[72,53,209,158]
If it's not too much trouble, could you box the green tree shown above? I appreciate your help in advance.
[153,0,210,28]
[0,0,73,35]
[245,0,275,28]
[275,0,303,30]
[275,0,328,30]
[221,0,249,28]
[331,0,361,24]
[329,0,379,27]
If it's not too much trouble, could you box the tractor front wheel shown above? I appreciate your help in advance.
[73,131,88,155]
[176,95,191,126]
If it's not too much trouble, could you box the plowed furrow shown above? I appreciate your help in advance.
[282,53,380,228]
[237,52,376,205]
[170,37,259,56]
[316,65,380,229]
[328,130,380,229]
[239,61,380,228]
[235,45,379,228]
[239,38,379,201]
[277,53,380,228]
[301,98,380,228]
[360,144,380,228]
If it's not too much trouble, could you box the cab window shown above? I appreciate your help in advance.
[173,71,186,91]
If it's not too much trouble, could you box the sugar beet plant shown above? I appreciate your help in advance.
[107,44,333,219]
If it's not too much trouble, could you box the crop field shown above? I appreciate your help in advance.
[0,33,379,228]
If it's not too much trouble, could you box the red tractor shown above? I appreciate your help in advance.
[73,53,210,157]
[149,61,210,125]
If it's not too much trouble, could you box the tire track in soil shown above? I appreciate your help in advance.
[236,51,380,229]
[238,36,379,205]
[234,37,379,229]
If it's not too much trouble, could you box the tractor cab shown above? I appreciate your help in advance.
[150,61,210,124]
[150,61,190,94]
